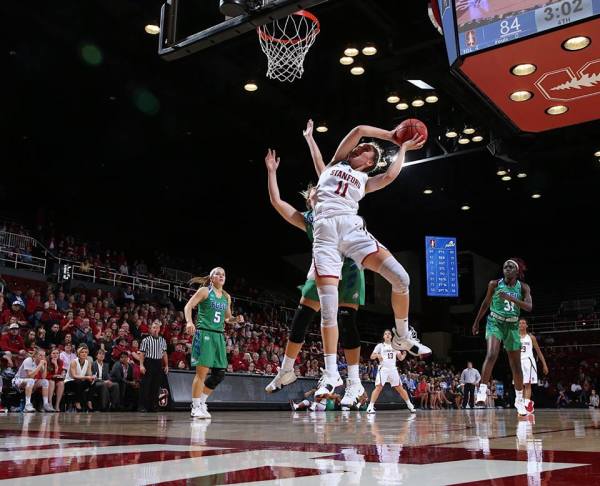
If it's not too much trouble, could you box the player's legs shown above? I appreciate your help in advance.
[54,379,64,412]
[394,384,416,412]
[339,302,365,407]
[523,383,532,400]
[192,366,209,399]
[507,350,526,415]
[476,334,501,404]
[361,248,430,356]
[367,385,384,413]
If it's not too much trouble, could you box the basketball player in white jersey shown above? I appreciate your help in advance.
[367,330,416,414]
[519,318,548,414]
[307,124,430,397]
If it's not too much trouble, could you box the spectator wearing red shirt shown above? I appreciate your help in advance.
[169,343,187,369]
[41,302,62,327]
[255,351,269,372]
[0,323,26,355]
[61,311,77,334]
[230,348,246,372]
[1,298,27,326]
[111,338,129,362]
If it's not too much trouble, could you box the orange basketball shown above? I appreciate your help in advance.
[393,118,428,145]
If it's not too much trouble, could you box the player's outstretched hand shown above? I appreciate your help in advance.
[265,148,280,172]
[303,119,314,138]
[402,134,426,152]
[472,321,480,335]
[185,322,195,335]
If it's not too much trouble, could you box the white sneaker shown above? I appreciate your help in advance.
[24,403,36,413]
[407,402,416,413]
[314,369,343,399]
[367,405,376,414]
[475,384,487,406]
[191,404,210,419]
[340,378,365,409]
[391,327,432,356]
[265,368,297,393]
[43,403,56,413]
[515,398,527,416]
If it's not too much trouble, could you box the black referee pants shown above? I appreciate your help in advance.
[462,383,475,408]
[139,359,163,411]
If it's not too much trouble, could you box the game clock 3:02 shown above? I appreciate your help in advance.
[544,0,584,21]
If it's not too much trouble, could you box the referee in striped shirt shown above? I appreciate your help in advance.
[138,321,168,412]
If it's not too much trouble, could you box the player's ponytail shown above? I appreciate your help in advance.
[189,276,210,287]
[508,257,527,280]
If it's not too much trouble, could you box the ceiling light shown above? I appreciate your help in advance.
[396,102,409,111]
[463,126,475,135]
[423,189,433,195]
[344,47,359,57]
[387,93,400,104]
[461,205,471,211]
[496,169,507,176]
[350,65,365,75]
[531,193,542,199]
[411,98,425,107]
[339,56,354,65]
[316,123,328,133]
[472,135,484,142]
[517,172,527,178]
[594,150,600,157]
[511,63,537,76]
[510,90,533,102]
[445,129,458,138]
[408,80,435,90]
[362,44,377,56]
[425,94,439,103]
[546,105,568,115]
[501,175,512,181]
[562,36,591,51]
[243,81,258,92]
[458,137,470,145]
[145,24,160,35]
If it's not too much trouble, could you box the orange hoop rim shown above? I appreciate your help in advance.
[257,10,320,46]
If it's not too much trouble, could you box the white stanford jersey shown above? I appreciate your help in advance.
[374,343,398,369]
[314,162,368,220]
[520,334,534,360]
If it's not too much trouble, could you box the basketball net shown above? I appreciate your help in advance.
[257,10,320,82]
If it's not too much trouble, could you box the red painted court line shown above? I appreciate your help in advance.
[152,466,334,486]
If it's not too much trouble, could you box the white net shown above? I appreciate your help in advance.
[257,10,320,82]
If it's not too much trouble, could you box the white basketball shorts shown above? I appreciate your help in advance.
[375,366,401,387]
[521,357,538,384]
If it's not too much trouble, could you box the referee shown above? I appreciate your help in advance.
[460,361,481,409]
[138,321,168,412]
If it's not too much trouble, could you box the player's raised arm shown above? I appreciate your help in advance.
[472,280,499,335]
[303,119,326,176]
[331,125,395,164]
[365,135,425,194]
[264,149,306,231]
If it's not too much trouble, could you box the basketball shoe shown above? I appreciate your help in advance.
[340,378,365,408]
[315,368,343,399]
[265,368,297,393]
[391,327,432,356]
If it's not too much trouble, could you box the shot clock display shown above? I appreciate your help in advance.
[442,0,600,56]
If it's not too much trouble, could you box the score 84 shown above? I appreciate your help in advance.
[500,16,521,36]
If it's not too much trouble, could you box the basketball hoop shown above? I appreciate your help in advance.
[257,10,320,82]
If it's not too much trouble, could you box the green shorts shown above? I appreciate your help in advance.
[191,329,228,369]
[300,259,365,305]
[485,316,520,351]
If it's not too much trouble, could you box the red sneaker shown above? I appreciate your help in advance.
[525,400,535,414]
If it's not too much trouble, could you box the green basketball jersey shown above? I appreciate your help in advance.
[490,279,522,319]
[195,287,228,331]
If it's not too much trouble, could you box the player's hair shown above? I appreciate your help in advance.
[382,329,392,340]
[189,267,231,301]
[299,182,316,210]
[506,257,527,280]
[364,142,383,173]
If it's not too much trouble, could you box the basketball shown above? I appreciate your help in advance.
[393,118,428,145]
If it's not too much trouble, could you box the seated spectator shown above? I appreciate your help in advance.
[47,348,65,411]
[12,348,54,412]
[24,330,37,353]
[109,352,139,411]
[60,311,77,335]
[590,389,599,409]
[41,302,62,328]
[414,376,429,409]
[556,390,570,408]
[111,338,129,362]
[73,318,97,352]
[1,298,27,326]
[59,343,77,370]
[46,323,62,347]
[92,349,119,411]
[64,345,95,412]
[1,322,26,357]
[169,343,187,370]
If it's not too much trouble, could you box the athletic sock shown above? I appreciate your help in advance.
[281,355,295,372]
[25,396,31,406]
[324,354,338,375]
[395,318,409,338]
[515,389,523,400]
[347,364,360,382]
[192,398,202,407]
[199,393,209,404]
[43,396,49,405]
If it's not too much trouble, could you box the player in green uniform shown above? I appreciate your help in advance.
[184,267,243,419]
[264,120,366,408]
[472,258,532,415]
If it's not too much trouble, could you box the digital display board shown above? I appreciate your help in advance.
[426,236,459,298]
[454,0,600,55]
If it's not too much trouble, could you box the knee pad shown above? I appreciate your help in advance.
[204,368,226,390]
[378,256,410,294]
[288,305,317,344]
[317,285,338,328]
[339,307,361,349]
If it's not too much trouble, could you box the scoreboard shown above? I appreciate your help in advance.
[426,236,459,298]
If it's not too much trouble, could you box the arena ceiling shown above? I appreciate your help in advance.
[3,0,599,280]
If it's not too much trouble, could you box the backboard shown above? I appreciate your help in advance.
[158,0,331,61]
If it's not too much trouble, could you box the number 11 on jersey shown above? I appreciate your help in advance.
[334,181,349,197]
